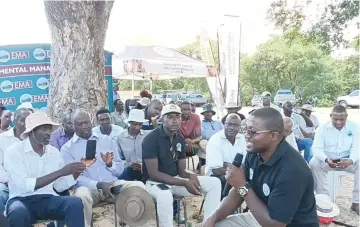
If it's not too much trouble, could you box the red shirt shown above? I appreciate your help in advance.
[179,113,201,139]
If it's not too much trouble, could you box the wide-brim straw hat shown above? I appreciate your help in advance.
[20,112,60,139]
[315,194,340,218]
[125,109,149,124]
[300,104,315,112]
[115,186,154,226]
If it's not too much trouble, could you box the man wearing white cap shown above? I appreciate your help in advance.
[142,104,221,227]
[300,104,319,136]
[260,91,283,114]
[117,109,149,181]
[4,112,87,227]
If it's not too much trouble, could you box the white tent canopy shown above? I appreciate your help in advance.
[112,46,214,81]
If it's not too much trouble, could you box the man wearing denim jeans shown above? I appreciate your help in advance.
[283,101,314,163]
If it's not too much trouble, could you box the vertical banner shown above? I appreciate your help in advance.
[219,15,241,107]
[199,22,226,119]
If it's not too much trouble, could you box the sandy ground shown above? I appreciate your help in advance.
[35,107,360,227]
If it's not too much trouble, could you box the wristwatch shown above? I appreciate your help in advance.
[237,182,251,197]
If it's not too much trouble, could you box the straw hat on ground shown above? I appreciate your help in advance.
[315,194,340,218]
[115,186,154,226]
[20,112,59,139]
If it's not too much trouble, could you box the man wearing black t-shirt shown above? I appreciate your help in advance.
[142,104,221,227]
[203,108,319,227]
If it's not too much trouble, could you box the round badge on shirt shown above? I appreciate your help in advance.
[263,183,270,196]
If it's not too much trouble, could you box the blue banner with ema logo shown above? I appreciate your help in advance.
[0,43,114,112]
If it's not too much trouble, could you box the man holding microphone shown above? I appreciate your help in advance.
[202,108,318,227]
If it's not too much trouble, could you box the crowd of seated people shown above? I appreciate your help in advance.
[0,92,358,227]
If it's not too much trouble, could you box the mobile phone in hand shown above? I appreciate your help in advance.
[157,184,169,190]
[86,140,97,160]
[332,159,341,163]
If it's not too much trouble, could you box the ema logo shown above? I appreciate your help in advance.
[0,80,13,92]
[0,50,30,63]
[33,48,46,61]
[0,50,10,63]
[19,94,33,103]
[36,77,49,90]
[0,97,16,106]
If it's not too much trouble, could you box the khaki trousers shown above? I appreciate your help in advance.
[73,180,145,227]
[309,158,359,203]
[215,213,261,227]
[147,176,221,227]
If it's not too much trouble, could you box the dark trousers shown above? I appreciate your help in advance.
[119,167,143,181]
[6,195,84,227]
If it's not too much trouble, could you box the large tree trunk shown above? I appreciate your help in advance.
[44,1,114,122]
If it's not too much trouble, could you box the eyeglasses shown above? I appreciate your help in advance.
[243,127,271,137]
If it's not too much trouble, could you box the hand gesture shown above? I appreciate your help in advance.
[185,138,194,144]
[130,161,142,171]
[185,181,202,196]
[336,159,353,169]
[326,159,337,169]
[96,182,113,198]
[225,165,247,189]
[151,115,160,122]
[61,162,86,176]
[101,152,114,167]
[189,173,201,191]
[81,157,97,168]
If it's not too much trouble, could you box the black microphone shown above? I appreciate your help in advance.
[222,153,244,198]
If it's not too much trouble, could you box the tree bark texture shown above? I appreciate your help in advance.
[44,0,114,122]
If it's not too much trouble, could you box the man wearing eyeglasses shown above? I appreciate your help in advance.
[142,104,221,227]
[202,107,318,227]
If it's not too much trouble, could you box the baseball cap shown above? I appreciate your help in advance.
[261,91,271,97]
[161,104,181,117]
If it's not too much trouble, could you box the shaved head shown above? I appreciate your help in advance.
[72,108,92,139]
[251,107,284,134]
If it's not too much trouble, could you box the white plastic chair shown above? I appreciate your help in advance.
[327,170,353,202]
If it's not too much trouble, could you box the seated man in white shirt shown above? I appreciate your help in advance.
[4,112,86,227]
[92,108,124,141]
[300,104,319,138]
[62,109,146,227]
[206,113,247,199]
[283,117,299,151]
[0,108,31,215]
[309,105,359,214]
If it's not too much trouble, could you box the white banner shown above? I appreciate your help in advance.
[199,22,226,119]
[219,15,241,107]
